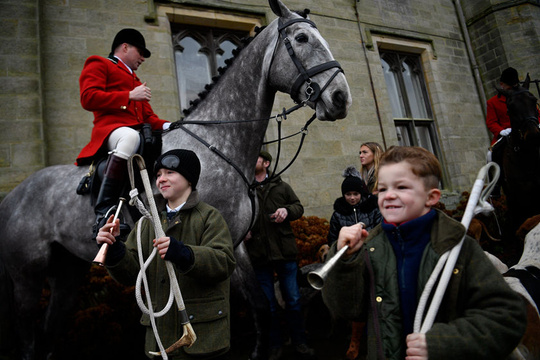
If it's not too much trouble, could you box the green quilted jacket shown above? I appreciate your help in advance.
[322,209,526,360]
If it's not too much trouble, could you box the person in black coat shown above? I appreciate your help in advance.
[327,166,383,360]
[328,167,383,247]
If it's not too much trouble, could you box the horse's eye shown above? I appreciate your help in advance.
[295,33,309,43]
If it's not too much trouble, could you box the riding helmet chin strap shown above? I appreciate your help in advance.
[277,17,344,104]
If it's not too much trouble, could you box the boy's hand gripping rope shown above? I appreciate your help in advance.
[413,162,500,334]
[127,154,196,359]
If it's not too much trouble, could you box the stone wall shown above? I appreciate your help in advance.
[0,0,45,198]
[462,0,540,98]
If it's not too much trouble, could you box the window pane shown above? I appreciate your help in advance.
[216,40,237,69]
[402,60,429,118]
[175,36,211,111]
[416,125,435,153]
[396,124,412,146]
[381,58,406,118]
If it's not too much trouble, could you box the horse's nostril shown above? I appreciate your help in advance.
[332,90,346,108]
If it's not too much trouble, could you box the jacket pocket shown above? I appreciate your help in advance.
[183,296,230,356]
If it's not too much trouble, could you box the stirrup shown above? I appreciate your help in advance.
[92,206,117,240]
[92,205,131,240]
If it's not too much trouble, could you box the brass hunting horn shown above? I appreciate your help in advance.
[307,222,365,290]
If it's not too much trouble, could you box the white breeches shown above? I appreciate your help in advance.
[107,127,141,160]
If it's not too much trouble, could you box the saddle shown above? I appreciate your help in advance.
[76,124,163,204]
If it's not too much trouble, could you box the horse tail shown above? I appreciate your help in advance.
[0,256,17,355]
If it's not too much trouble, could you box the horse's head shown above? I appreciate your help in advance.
[266,0,351,121]
[502,74,540,145]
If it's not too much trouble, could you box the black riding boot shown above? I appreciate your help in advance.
[92,154,129,239]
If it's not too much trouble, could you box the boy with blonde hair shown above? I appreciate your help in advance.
[322,146,526,360]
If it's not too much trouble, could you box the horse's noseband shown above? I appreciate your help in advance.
[277,18,343,105]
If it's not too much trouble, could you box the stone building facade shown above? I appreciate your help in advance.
[1,0,538,219]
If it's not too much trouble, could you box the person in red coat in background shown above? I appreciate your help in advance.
[486,67,520,146]
[486,67,539,197]
[76,28,171,238]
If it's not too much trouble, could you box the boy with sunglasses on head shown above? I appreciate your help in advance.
[96,149,236,360]
[322,146,526,360]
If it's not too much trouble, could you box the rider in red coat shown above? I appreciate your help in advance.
[486,92,511,146]
[486,67,540,146]
[76,28,170,238]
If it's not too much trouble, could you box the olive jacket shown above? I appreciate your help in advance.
[322,209,526,360]
[246,175,304,266]
[107,191,236,359]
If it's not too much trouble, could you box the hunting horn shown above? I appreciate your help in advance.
[307,222,365,290]
[93,197,126,266]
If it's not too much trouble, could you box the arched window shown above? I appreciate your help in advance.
[172,25,246,112]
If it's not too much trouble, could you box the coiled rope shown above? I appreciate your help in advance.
[413,162,500,333]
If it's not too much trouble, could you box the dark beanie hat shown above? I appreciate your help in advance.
[259,150,272,163]
[154,149,201,189]
[111,28,151,58]
[341,166,369,196]
[500,67,519,86]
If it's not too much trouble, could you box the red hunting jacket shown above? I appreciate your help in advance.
[76,55,168,165]
[486,94,511,146]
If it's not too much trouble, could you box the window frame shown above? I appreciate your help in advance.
[372,34,449,188]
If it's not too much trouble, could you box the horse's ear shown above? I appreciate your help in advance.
[523,73,530,90]
[269,0,292,18]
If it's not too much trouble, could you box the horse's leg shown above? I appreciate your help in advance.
[40,244,89,359]
[0,260,18,358]
[10,270,47,360]
[232,242,271,360]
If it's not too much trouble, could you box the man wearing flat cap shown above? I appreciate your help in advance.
[76,28,171,239]
[244,151,316,359]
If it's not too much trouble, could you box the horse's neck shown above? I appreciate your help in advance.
[189,24,278,120]
[180,24,280,169]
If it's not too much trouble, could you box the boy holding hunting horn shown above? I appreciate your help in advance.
[96,149,235,359]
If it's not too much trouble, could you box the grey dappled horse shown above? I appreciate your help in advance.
[0,1,351,359]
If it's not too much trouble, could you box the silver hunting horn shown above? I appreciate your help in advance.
[307,222,366,290]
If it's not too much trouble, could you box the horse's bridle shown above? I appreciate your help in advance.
[277,17,344,105]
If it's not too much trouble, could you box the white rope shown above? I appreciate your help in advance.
[413,162,500,333]
[127,154,194,359]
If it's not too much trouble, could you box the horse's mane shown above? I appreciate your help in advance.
[181,8,311,117]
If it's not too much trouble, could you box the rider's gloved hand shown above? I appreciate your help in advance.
[500,128,512,136]
[163,236,194,272]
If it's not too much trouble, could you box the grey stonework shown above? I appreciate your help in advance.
[1,0,538,219]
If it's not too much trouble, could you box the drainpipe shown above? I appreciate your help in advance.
[453,0,487,118]
[354,0,388,149]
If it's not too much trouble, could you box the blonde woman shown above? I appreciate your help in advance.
[359,142,383,193]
